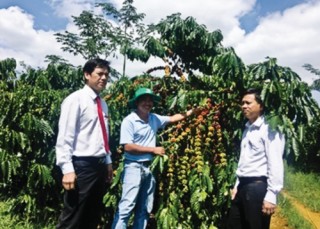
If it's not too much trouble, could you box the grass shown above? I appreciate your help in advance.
[1,163,319,228]
[277,193,314,229]
[284,164,320,212]
[0,201,32,229]
[275,163,320,229]
[0,201,55,229]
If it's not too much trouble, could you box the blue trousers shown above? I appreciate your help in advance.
[112,160,155,229]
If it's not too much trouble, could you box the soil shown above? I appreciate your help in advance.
[282,191,320,229]
[270,209,290,229]
[146,191,320,229]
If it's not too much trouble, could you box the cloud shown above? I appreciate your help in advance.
[234,0,320,84]
[0,6,84,69]
[0,0,319,85]
[47,0,94,19]
[108,0,256,77]
[129,0,255,40]
[0,7,35,49]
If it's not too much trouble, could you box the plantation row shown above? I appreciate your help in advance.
[1,13,320,228]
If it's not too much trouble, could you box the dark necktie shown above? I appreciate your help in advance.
[96,96,110,153]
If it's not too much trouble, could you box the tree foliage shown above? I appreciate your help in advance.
[0,58,84,223]
[145,13,224,75]
[101,14,320,228]
[55,10,118,60]
[247,58,319,158]
[55,0,146,77]
[303,63,320,91]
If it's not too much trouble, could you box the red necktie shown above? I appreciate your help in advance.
[96,96,110,153]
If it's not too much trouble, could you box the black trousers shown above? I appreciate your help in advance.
[227,178,271,229]
[57,157,107,229]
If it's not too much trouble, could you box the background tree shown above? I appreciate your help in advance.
[303,63,320,91]
[0,58,83,224]
[301,63,320,170]
[55,0,146,78]
[55,11,117,60]
[97,0,146,77]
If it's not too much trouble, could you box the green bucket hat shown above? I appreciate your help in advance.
[128,88,161,109]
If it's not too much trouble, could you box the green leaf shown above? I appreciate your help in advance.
[111,161,124,189]
[267,114,282,131]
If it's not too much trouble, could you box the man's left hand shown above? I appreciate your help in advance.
[106,164,113,183]
[262,200,276,215]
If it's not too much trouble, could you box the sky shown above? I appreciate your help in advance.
[0,0,319,87]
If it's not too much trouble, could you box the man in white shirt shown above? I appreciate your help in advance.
[227,88,285,229]
[55,58,113,229]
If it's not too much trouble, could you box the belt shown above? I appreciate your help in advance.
[238,176,267,185]
[125,160,151,167]
[72,156,106,164]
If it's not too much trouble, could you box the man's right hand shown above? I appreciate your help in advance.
[153,147,165,156]
[62,172,77,190]
[230,188,237,200]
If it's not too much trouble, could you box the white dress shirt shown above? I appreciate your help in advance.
[55,85,112,174]
[235,116,285,204]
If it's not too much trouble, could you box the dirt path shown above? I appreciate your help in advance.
[270,209,290,229]
[282,191,320,229]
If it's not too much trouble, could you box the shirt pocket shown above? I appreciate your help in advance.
[248,139,264,152]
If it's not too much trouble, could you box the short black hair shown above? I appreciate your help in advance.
[83,58,110,74]
[243,88,264,107]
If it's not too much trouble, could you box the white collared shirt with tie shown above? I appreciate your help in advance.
[55,85,112,174]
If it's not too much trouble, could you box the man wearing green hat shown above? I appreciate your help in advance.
[112,87,195,229]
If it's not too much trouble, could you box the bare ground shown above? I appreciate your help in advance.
[270,209,291,229]
[282,191,320,229]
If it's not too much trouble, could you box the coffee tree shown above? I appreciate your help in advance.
[101,14,320,228]
[0,58,83,223]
